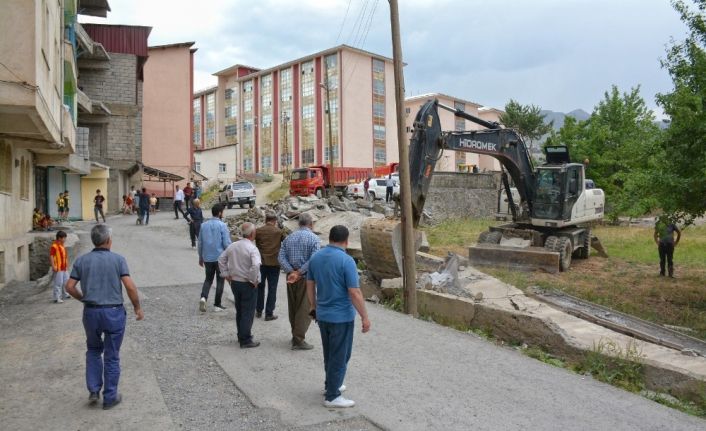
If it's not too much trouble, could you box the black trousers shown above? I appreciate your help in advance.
[658,242,675,276]
[174,200,185,219]
[231,280,257,345]
[189,222,201,247]
[257,265,280,316]
[201,261,224,306]
[385,186,393,203]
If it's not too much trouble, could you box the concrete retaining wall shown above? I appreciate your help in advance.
[29,232,81,282]
[424,172,500,223]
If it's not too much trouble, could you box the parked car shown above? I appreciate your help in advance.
[346,177,400,200]
[218,181,256,209]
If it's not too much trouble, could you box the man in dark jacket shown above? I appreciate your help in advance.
[185,199,204,248]
[255,212,286,320]
[138,187,151,225]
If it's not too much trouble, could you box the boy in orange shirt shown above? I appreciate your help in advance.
[50,230,70,303]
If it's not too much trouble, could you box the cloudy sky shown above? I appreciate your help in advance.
[80,0,688,116]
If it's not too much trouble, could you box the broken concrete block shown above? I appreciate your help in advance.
[380,277,403,298]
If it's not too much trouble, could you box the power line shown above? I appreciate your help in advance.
[335,0,353,44]
[347,0,370,47]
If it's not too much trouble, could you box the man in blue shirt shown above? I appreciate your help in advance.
[65,224,144,410]
[198,203,232,312]
[306,225,371,408]
[278,212,321,350]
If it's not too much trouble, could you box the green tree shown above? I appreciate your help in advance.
[655,0,706,224]
[499,99,554,151]
[552,86,662,220]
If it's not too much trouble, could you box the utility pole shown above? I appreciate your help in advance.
[281,110,290,179]
[321,75,335,197]
[389,0,417,316]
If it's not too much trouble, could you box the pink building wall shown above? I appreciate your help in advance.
[142,43,194,187]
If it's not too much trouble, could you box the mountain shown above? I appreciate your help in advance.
[540,109,590,129]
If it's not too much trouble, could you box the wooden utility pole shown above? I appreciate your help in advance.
[321,75,335,197]
[389,0,417,316]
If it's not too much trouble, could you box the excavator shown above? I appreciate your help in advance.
[360,99,605,277]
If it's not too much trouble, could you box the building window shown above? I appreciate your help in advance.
[280,68,293,172]
[194,161,201,172]
[218,163,227,174]
[372,59,386,166]
[260,74,273,173]
[205,93,216,148]
[0,140,11,194]
[19,156,29,200]
[224,85,238,146]
[242,80,254,173]
[192,98,201,148]
[301,61,315,166]
[225,125,237,137]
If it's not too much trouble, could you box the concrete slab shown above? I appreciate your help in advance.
[210,278,705,430]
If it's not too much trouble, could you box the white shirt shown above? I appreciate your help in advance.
[174,189,185,201]
[386,177,395,187]
[218,238,261,285]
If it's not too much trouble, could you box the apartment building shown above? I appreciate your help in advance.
[141,42,197,195]
[193,45,400,181]
[404,93,502,172]
[79,23,150,212]
[0,0,101,286]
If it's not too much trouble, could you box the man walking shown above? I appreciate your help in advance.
[385,174,395,203]
[654,215,682,278]
[63,190,71,221]
[64,224,144,410]
[138,187,150,225]
[174,185,185,219]
[255,212,285,320]
[306,225,371,408]
[94,189,106,223]
[185,198,204,248]
[183,182,194,209]
[363,177,370,201]
[219,222,261,348]
[278,212,320,350]
[198,203,231,312]
[50,230,71,303]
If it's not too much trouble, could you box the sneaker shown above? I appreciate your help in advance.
[321,384,346,395]
[88,392,100,404]
[292,341,314,350]
[323,396,355,408]
[103,393,122,410]
[264,315,278,321]
[55,299,64,304]
[214,305,226,312]
[240,340,261,349]
[199,297,206,312]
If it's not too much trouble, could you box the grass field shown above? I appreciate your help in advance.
[423,219,706,340]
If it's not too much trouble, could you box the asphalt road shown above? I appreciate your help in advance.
[0,209,704,430]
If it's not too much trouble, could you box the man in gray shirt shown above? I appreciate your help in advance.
[65,224,143,410]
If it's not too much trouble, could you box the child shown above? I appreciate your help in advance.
[33,208,43,230]
[50,230,70,303]
[56,192,65,222]
[149,193,157,214]
[123,194,133,215]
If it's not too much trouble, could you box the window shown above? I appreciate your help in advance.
[0,140,11,193]
[454,101,465,112]
[374,148,386,164]
[218,163,227,174]
[194,162,201,172]
[455,117,465,132]
[192,99,201,147]
[205,93,216,148]
[374,125,386,140]
[225,125,237,137]
[19,157,29,200]
[373,101,385,118]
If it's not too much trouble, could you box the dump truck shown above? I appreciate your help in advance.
[289,165,371,198]
[361,99,605,277]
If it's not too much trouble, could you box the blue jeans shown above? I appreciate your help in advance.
[82,305,126,404]
[319,320,354,401]
[231,281,257,345]
[257,266,280,316]
[140,207,149,224]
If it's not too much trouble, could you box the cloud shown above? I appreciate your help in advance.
[81,0,688,114]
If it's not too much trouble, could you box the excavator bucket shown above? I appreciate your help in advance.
[468,244,561,274]
[360,218,423,279]
[591,235,608,257]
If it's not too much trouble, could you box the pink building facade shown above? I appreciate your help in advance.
[404,93,502,172]
[193,45,399,177]
[142,42,196,191]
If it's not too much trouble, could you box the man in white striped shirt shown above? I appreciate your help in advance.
[218,222,262,348]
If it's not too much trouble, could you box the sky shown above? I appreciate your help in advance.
[80,0,689,117]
